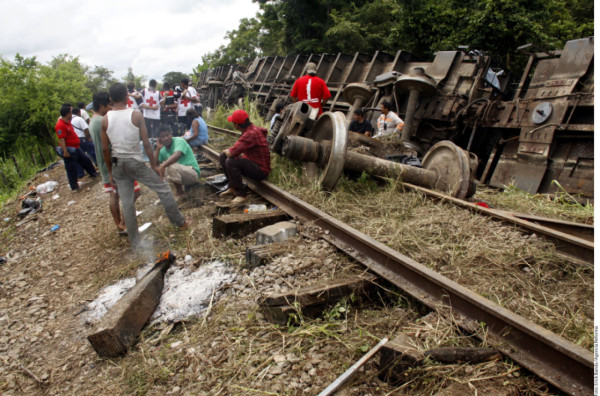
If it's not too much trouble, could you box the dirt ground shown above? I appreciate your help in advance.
[0,161,563,395]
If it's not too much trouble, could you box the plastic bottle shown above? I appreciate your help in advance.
[245,204,267,213]
[36,181,58,194]
[51,225,60,232]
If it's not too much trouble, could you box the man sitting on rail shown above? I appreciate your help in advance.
[155,125,200,199]
[219,109,271,204]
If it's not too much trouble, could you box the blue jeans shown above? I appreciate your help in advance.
[63,147,97,190]
[80,138,97,165]
[76,138,97,178]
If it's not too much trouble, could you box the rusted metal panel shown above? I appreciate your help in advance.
[196,37,594,198]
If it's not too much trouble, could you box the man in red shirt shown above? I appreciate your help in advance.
[290,62,331,116]
[55,104,98,191]
[219,110,271,204]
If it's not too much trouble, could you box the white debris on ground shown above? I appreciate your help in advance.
[83,277,137,324]
[83,261,236,325]
[151,261,235,323]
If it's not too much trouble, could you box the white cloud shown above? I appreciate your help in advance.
[0,0,260,84]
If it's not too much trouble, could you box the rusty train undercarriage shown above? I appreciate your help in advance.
[195,37,594,201]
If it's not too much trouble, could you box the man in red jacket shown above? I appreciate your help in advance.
[290,62,331,116]
[219,110,271,204]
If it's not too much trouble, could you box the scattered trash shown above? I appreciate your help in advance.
[20,187,37,200]
[245,204,267,213]
[475,202,491,209]
[136,211,143,217]
[67,200,76,206]
[18,198,42,219]
[3,217,10,222]
[206,174,229,192]
[50,225,60,232]
[184,255,193,264]
[138,223,152,233]
[36,181,58,194]
[52,194,60,200]
[0,257,6,265]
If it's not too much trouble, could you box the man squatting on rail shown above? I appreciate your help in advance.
[219,109,271,204]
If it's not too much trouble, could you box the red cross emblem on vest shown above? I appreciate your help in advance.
[146,96,157,107]
[181,98,189,107]
[127,97,133,107]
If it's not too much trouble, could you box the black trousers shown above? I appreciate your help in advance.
[219,153,267,197]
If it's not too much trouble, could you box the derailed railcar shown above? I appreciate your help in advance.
[195,37,594,200]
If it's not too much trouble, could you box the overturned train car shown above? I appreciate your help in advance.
[195,37,594,200]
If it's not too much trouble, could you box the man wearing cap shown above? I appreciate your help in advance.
[290,62,331,116]
[219,110,271,204]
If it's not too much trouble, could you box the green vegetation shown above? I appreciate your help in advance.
[201,0,593,73]
[0,139,57,204]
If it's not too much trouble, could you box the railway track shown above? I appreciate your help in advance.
[207,123,594,266]
[199,141,592,395]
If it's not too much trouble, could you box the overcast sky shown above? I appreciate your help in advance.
[0,0,260,83]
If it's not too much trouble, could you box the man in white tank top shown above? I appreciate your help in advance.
[140,79,161,138]
[101,82,189,249]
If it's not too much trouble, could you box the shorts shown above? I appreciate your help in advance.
[103,181,141,194]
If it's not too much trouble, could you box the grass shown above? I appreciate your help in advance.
[474,183,593,224]
[228,155,594,351]
[0,141,57,206]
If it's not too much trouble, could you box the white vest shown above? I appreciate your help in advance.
[127,95,139,110]
[106,109,144,161]
[142,89,160,120]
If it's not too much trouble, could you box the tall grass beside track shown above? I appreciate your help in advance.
[0,141,57,205]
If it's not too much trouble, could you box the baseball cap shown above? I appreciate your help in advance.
[306,62,317,74]
[227,109,249,124]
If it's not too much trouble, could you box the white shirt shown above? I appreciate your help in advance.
[141,88,161,120]
[80,109,90,123]
[178,87,197,117]
[375,111,404,138]
[106,109,144,162]
[71,115,88,139]
[127,95,139,110]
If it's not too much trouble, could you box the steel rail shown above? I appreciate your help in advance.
[207,124,241,137]
[208,122,594,262]
[398,182,594,266]
[200,145,593,395]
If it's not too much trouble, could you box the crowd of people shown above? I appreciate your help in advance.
[54,78,271,250]
[53,64,406,250]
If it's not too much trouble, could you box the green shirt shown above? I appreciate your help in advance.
[89,115,110,184]
[158,137,200,176]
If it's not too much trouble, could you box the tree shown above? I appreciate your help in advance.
[203,0,593,77]
[86,65,118,93]
[162,71,190,88]
[122,67,146,89]
[0,53,91,150]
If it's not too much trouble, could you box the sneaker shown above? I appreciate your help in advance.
[219,188,235,197]
[232,195,247,204]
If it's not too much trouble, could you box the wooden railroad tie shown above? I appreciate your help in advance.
[87,252,175,358]
[258,273,379,324]
[212,209,289,238]
[245,240,299,269]
[378,333,501,384]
